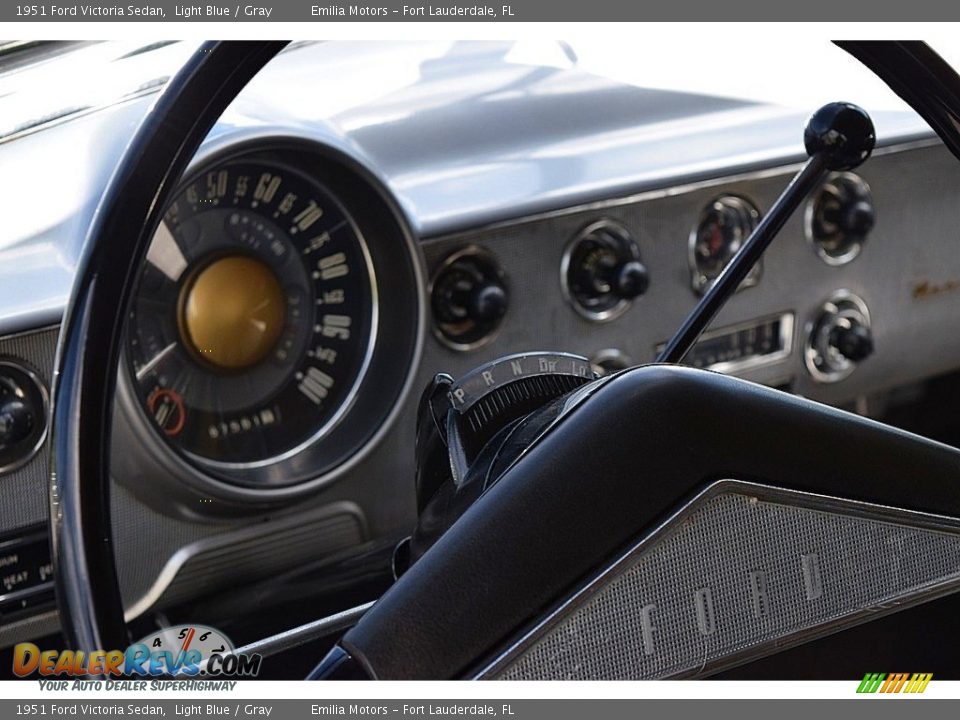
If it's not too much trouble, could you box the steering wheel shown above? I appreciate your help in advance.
[51,40,960,680]
[51,41,288,655]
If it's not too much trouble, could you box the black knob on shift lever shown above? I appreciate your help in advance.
[804,102,877,171]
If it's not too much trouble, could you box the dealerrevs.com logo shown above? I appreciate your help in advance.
[856,673,933,694]
[13,625,261,678]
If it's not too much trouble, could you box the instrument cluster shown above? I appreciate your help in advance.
[116,140,422,500]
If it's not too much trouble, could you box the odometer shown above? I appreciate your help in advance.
[126,156,377,470]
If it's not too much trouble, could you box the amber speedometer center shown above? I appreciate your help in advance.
[180,254,286,370]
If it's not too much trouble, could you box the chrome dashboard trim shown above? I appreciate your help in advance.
[123,500,366,621]
[436,136,941,241]
[226,601,374,662]
[692,311,794,376]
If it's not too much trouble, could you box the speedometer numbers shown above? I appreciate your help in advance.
[127,158,376,470]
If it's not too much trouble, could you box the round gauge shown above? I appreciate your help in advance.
[805,172,874,265]
[133,624,234,676]
[126,156,377,472]
[689,195,762,294]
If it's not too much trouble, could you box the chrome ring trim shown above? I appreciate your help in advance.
[559,219,636,323]
[687,194,762,296]
[428,245,507,353]
[804,171,873,267]
[803,289,872,383]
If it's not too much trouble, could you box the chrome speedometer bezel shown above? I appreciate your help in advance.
[112,133,425,505]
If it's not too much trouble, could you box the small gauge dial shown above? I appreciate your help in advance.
[689,195,762,294]
[134,624,234,676]
[126,157,376,472]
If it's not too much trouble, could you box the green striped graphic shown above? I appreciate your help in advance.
[856,672,886,693]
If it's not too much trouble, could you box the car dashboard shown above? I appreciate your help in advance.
[1,40,959,671]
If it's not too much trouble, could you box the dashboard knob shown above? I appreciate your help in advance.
[807,172,874,265]
[0,397,33,450]
[804,291,873,383]
[829,322,874,363]
[0,362,47,474]
[838,199,876,237]
[614,260,650,300]
[468,281,508,323]
[562,220,648,321]
[431,247,509,350]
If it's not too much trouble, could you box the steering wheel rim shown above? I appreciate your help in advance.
[50,40,288,655]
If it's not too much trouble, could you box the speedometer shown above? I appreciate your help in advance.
[127,156,377,470]
[117,141,421,499]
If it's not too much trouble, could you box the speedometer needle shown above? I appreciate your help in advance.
[136,342,177,380]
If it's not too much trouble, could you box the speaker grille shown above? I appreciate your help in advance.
[488,483,960,679]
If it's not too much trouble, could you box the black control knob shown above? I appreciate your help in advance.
[467,281,508,323]
[431,247,509,350]
[830,322,874,363]
[837,199,876,237]
[0,362,47,473]
[0,396,34,450]
[614,260,650,300]
[563,220,648,321]
[805,292,873,383]
[808,172,875,264]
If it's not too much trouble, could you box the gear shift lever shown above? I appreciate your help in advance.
[657,102,876,364]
